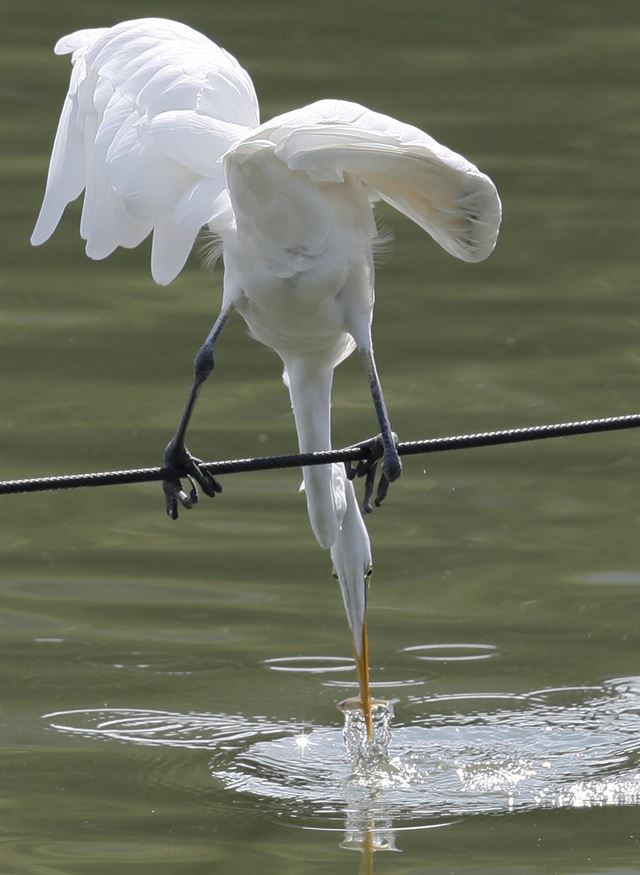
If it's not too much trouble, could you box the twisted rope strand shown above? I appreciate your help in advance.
[0,413,638,496]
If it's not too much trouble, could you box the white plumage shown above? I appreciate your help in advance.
[32,19,501,734]
[31,19,259,283]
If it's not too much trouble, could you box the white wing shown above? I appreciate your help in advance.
[246,99,501,263]
[31,18,259,284]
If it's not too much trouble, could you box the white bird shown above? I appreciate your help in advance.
[31,18,501,738]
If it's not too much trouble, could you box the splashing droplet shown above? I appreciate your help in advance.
[338,697,394,771]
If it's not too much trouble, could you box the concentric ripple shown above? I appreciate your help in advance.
[263,656,355,674]
[45,676,640,834]
[402,643,497,662]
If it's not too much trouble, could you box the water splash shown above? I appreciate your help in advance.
[338,697,393,770]
[44,675,640,836]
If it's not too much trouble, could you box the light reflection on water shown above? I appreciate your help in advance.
[45,674,640,861]
[402,643,498,661]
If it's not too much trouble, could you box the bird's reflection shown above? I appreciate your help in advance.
[340,806,399,873]
[337,697,401,872]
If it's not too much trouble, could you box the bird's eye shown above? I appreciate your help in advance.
[365,565,373,579]
[331,568,338,579]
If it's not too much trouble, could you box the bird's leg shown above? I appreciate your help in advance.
[363,347,402,481]
[163,308,230,520]
[347,347,402,513]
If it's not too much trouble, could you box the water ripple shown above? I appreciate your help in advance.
[44,676,640,834]
[263,656,354,674]
[402,643,497,662]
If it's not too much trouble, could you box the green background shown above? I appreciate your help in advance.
[1,1,639,872]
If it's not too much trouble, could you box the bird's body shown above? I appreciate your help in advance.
[31,19,501,737]
[224,138,376,640]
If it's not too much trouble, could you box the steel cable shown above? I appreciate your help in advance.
[0,413,637,496]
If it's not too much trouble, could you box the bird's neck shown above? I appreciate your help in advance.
[285,358,333,453]
[284,357,344,550]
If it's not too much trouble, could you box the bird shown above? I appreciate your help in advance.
[31,18,501,739]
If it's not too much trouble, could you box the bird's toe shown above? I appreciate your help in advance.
[162,442,221,519]
[383,446,402,483]
[349,432,401,513]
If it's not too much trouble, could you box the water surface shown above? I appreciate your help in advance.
[1,1,640,872]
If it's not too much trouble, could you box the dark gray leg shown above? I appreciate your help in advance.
[163,308,230,520]
[363,347,402,481]
[347,347,402,513]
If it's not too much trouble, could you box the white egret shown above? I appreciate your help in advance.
[31,18,501,737]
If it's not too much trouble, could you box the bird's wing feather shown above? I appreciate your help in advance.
[31,18,259,284]
[270,99,501,263]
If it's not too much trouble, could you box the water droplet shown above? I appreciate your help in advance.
[337,697,394,770]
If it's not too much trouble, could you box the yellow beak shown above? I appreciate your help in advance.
[354,613,373,740]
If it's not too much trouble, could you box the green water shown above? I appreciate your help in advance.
[2,0,640,872]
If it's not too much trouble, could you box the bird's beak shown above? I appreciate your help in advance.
[355,614,373,741]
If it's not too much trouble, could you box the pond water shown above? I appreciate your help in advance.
[1,1,640,872]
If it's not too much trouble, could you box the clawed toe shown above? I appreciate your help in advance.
[162,441,222,520]
[346,433,402,514]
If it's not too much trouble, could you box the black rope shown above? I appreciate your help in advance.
[0,413,637,496]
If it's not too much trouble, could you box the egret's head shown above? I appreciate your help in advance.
[330,471,372,655]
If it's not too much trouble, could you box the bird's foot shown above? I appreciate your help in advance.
[346,433,402,514]
[162,439,222,520]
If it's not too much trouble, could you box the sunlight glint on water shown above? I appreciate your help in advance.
[43,676,640,828]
